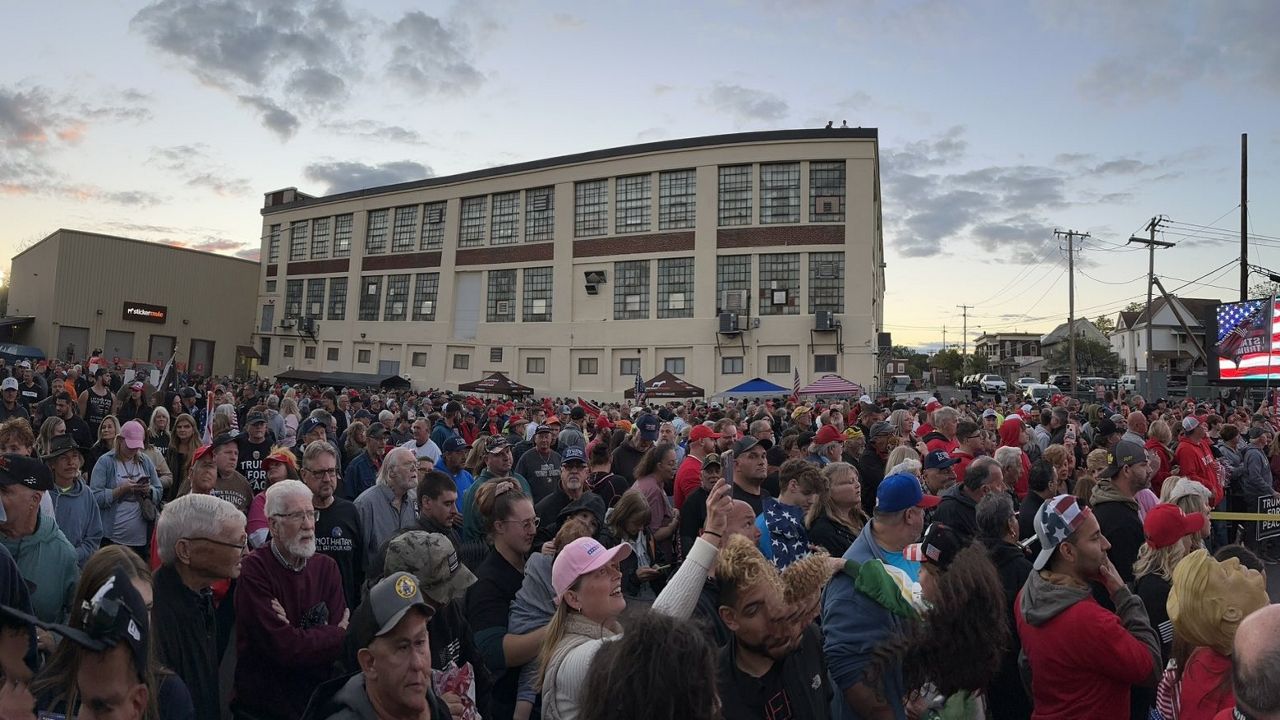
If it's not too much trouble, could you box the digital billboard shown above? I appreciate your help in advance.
[1211,297,1280,382]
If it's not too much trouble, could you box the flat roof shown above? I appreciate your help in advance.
[12,228,259,266]
[262,127,878,215]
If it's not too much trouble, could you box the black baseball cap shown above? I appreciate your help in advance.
[210,431,238,448]
[0,454,54,491]
[733,435,771,455]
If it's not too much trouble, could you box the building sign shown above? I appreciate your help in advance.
[122,302,167,324]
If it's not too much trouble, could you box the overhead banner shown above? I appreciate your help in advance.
[1212,297,1279,382]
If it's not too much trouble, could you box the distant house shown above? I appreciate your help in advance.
[1040,318,1108,352]
[1110,297,1216,374]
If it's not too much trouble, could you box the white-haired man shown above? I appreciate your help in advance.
[353,446,418,574]
[153,493,247,720]
[234,479,349,720]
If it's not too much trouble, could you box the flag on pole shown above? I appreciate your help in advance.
[577,397,602,418]
[792,367,800,402]
[634,372,646,404]
[157,352,177,393]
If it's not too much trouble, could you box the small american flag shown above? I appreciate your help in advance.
[792,367,800,402]
[634,371,646,404]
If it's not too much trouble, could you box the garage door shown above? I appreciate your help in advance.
[103,330,135,363]
[57,326,89,363]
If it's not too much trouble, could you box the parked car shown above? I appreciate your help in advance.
[1046,374,1073,392]
[1024,384,1061,402]
[979,374,1007,394]
[1014,377,1038,391]
[1118,375,1137,392]
[889,375,913,392]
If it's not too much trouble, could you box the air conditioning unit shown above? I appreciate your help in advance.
[720,289,749,313]
[529,194,551,212]
[771,289,789,306]
[495,300,511,315]
[718,312,741,333]
[815,262,837,279]
[815,310,834,331]
[814,196,843,215]
[426,207,445,224]
[584,270,607,295]
[279,318,296,330]
[419,300,434,316]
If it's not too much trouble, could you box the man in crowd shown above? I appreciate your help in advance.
[179,386,205,433]
[557,405,588,454]
[302,440,365,609]
[533,445,593,546]
[610,414,658,484]
[950,419,983,482]
[1019,459,1063,540]
[0,454,78,631]
[975,493,1034,720]
[0,378,29,424]
[354,447,418,574]
[920,449,958,497]
[417,470,462,553]
[1122,411,1148,446]
[342,423,387,501]
[42,434,102,565]
[235,479,349,720]
[730,435,770,516]
[431,401,463,448]
[674,424,719,510]
[154,493,247,720]
[1230,604,1280,719]
[857,421,894,512]
[209,431,253,513]
[461,436,531,543]
[1017,495,1160,718]
[78,367,117,438]
[756,459,823,568]
[932,456,1003,543]
[434,435,474,503]
[53,391,92,450]
[1090,439,1151,582]
[679,452,722,555]
[235,409,275,494]
[514,423,562,503]
[401,417,442,464]
[922,407,959,454]
[1176,415,1223,508]
[14,363,43,413]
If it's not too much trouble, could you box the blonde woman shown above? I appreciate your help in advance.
[1165,477,1213,544]
[885,445,920,473]
[147,406,172,452]
[279,396,300,448]
[806,461,866,556]
[1132,504,1204,666]
[35,416,66,458]
[1075,447,1110,507]
[86,415,120,475]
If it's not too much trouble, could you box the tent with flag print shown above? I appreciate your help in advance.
[624,370,705,399]
[797,374,865,397]
[457,372,535,397]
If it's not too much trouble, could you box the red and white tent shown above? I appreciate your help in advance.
[797,374,865,397]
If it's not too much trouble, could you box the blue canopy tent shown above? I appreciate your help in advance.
[711,377,790,400]
[0,343,45,363]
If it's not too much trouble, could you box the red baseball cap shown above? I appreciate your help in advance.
[689,425,722,442]
[814,424,843,445]
[925,399,942,412]
[1144,504,1205,549]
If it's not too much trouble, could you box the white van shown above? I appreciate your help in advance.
[1119,375,1137,392]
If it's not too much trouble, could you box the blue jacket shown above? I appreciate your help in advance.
[341,451,380,502]
[0,514,79,623]
[430,419,459,450]
[433,457,475,509]
[49,476,103,566]
[89,450,162,539]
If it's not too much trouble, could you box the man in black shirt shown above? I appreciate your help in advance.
[235,410,275,494]
[301,439,364,607]
[78,368,116,437]
[610,414,659,484]
[679,453,721,554]
[730,436,771,516]
[1090,439,1151,582]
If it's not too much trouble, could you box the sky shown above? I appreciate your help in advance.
[3,0,1280,352]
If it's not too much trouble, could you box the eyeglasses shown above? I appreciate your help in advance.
[184,535,248,551]
[501,517,539,531]
[272,510,319,523]
[305,467,338,477]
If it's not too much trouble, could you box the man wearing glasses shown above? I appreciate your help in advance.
[301,439,365,608]
[354,447,420,575]
[234,479,349,720]
[153,492,247,720]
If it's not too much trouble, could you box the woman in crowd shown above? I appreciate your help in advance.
[139,419,174,498]
[1075,447,1110,508]
[630,443,679,562]
[34,416,65,458]
[466,479,544,720]
[465,435,492,477]
[536,480,730,719]
[117,382,153,427]
[1165,477,1214,546]
[163,413,200,503]
[1147,419,1175,494]
[806,461,866,557]
[89,419,163,557]
[1041,444,1074,495]
[85,415,119,474]
[279,396,301,448]
[342,420,367,469]
[885,444,919,475]
[584,441,626,510]
[29,544,194,719]
[604,490,661,602]
[147,407,171,452]
[245,447,299,548]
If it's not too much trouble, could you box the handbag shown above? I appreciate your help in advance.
[139,495,159,523]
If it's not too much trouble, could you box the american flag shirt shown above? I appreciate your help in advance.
[756,496,811,569]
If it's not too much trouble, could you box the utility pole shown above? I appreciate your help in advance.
[942,325,947,351]
[1241,132,1249,302]
[1055,229,1089,395]
[956,305,973,360]
[1128,218,1174,399]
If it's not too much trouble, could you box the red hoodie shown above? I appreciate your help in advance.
[998,419,1031,499]
[1175,437,1223,506]
[1144,437,1173,495]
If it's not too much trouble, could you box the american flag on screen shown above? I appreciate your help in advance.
[1216,298,1279,379]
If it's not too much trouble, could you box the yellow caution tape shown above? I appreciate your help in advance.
[1210,512,1280,521]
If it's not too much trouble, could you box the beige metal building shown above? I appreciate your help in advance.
[254,128,886,397]
[7,229,259,377]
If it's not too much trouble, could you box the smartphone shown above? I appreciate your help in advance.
[651,564,671,572]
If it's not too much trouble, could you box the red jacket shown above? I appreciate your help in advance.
[1145,438,1173,495]
[1179,648,1233,720]
[950,450,976,485]
[1175,437,1223,505]
[672,454,704,509]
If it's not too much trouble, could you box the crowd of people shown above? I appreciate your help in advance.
[0,355,1277,719]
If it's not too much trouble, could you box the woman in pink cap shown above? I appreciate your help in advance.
[536,480,732,719]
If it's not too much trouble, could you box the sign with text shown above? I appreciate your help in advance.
[122,301,167,324]
[1258,495,1280,543]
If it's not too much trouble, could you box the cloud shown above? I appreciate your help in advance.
[237,95,300,140]
[704,83,788,124]
[287,66,347,105]
[384,10,485,95]
[149,143,253,197]
[551,12,584,29]
[303,159,434,194]
[320,120,427,144]
[236,247,262,261]
[97,190,163,207]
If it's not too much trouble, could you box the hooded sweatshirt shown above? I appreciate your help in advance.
[309,671,450,720]
[0,514,79,623]
[1090,481,1145,583]
[1144,437,1173,495]
[998,420,1031,499]
[1016,570,1160,720]
[49,475,104,566]
[930,483,980,542]
[1175,436,1222,506]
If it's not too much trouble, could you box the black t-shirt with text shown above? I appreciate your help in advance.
[235,434,275,494]
[314,498,364,609]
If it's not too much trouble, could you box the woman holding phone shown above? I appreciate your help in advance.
[89,419,162,557]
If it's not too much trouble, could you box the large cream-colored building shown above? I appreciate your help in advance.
[254,129,885,397]
[7,229,259,377]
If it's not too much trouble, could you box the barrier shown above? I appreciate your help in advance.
[1212,495,1280,542]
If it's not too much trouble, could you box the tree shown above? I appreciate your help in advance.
[1044,337,1122,375]
[1093,314,1116,337]
[1248,280,1279,300]
[930,349,963,374]
[963,352,991,374]
[1123,301,1145,313]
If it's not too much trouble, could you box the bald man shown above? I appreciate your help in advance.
[1122,411,1148,446]
[1232,604,1280,719]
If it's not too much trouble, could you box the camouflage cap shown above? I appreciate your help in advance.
[382,531,477,606]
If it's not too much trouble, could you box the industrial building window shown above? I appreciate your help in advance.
[524,187,554,242]
[285,280,304,318]
[527,357,546,374]
[716,255,752,313]
[522,267,553,322]
[261,338,271,364]
[767,355,791,373]
[718,165,752,226]
[809,161,846,222]
[809,252,845,313]
[615,174,651,233]
[289,221,309,261]
[486,270,516,322]
[306,279,326,317]
[304,346,316,360]
[358,349,371,364]
[260,304,274,333]
[459,196,486,247]
[657,257,694,319]
[453,354,470,370]
[391,206,418,253]
[412,273,439,321]
[490,192,520,245]
[613,260,650,320]
[333,214,353,257]
[421,202,445,250]
[664,357,686,375]
[659,169,695,230]
[384,274,410,321]
[722,356,744,374]
[760,163,800,224]
[574,179,608,237]
[282,344,294,358]
[267,224,281,263]
[412,352,427,367]
[489,348,503,363]
[815,355,836,372]
[578,358,598,375]
[327,347,339,361]
[265,280,277,293]
[327,278,347,321]
[310,217,330,259]
[365,209,389,254]
[759,253,800,316]
[358,276,383,321]
[619,358,640,376]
